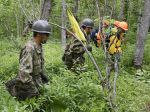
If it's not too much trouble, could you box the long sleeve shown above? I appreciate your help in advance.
[18,46,33,83]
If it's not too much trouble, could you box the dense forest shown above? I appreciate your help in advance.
[0,0,150,112]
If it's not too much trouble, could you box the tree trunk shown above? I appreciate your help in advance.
[118,0,125,19]
[40,0,51,21]
[73,0,79,20]
[112,0,117,18]
[134,0,150,68]
[104,0,107,16]
[61,0,66,49]
[22,0,51,37]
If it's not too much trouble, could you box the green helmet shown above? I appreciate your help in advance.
[32,20,51,34]
[81,18,94,28]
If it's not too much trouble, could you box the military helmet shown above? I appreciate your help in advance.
[81,18,94,28]
[32,20,51,34]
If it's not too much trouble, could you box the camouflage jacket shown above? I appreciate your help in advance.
[17,39,44,84]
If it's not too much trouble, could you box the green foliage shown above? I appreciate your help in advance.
[0,0,150,112]
[0,38,150,111]
[0,0,18,37]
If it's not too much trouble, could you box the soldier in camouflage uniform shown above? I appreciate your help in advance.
[62,18,94,72]
[5,20,51,100]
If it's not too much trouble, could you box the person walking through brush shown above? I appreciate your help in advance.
[90,17,112,48]
[107,21,128,70]
[5,20,51,100]
[108,21,128,57]
[62,18,94,73]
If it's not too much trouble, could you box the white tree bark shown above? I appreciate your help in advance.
[134,0,150,68]
[40,0,51,21]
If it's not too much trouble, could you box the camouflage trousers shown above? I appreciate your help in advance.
[5,73,48,101]
[62,52,85,71]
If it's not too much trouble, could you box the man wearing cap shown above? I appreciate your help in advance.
[5,20,51,100]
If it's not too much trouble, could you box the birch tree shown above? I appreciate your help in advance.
[134,0,150,68]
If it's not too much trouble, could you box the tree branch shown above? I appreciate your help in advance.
[49,22,104,84]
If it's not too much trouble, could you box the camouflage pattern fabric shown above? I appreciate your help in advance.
[5,39,48,100]
[62,38,85,71]
[5,78,39,100]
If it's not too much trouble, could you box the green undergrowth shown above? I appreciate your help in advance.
[0,36,150,112]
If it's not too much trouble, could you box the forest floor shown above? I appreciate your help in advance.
[0,35,150,112]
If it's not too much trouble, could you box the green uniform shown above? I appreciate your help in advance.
[5,39,48,100]
[62,38,85,71]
